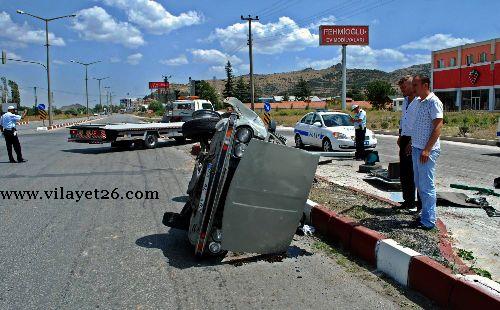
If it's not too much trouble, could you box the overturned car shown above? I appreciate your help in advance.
[163,98,319,258]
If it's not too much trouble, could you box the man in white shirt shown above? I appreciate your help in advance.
[410,75,444,230]
[350,104,367,160]
[396,76,420,211]
[1,106,27,163]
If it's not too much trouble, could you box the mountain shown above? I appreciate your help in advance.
[207,63,430,97]
[59,103,85,112]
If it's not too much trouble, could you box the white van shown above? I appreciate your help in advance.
[162,98,214,122]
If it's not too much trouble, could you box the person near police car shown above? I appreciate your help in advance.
[410,75,443,230]
[350,104,366,160]
[396,76,421,212]
[0,105,27,163]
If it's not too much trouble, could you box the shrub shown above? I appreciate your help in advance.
[381,121,389,129]
[458,125,469,136]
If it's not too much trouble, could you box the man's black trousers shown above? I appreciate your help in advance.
[355,128,366,159]
[3,129,23,162]
[399,135,419,207]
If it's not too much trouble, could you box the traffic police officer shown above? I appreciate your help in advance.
[351,104,367,160]
[1,106,27,163]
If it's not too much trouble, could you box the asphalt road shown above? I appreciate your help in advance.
[0,115,432,309]
[277,127,500,190]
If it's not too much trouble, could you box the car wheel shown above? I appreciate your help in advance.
[144,133,158,149]
[295,134,304,148]
[182,117,220,140]
[322,138,333,152]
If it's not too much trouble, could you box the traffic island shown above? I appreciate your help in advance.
[306,176,500,308]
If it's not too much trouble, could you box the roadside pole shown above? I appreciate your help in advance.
[341,44,347,111]
[241,15,259,110]
[319,25,369,111]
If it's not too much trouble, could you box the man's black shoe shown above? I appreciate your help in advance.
[9,160,16,163]
[17,159,27,163]
[410,220,435,231]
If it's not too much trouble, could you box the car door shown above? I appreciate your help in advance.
[295,113,313,144]
[220,139,319,254]
[308,113,324,147]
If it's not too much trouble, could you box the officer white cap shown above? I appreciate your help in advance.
[351,104,359,111]
[7,105,15,110]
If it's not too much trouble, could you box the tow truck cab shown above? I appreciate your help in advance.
[163,97,214,123]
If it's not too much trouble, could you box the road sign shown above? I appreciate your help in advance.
[37,103,46,110]
[37,108,48,120]
[264,101,271,113]
[149,81,170,89]
[319,25,369,46]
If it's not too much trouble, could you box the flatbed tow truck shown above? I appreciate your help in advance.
[67,121,185,149]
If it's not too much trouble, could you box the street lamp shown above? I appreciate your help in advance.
[70,60,101,118]
[104,86,111,113]
[93,76,110,112]
[17,9,76,126]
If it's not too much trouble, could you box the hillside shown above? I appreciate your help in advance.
[207,63,430,97]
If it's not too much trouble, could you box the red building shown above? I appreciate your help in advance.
[431,38,500,111]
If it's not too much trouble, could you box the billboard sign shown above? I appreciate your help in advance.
[149,81,170,89]
[319,25,369,45]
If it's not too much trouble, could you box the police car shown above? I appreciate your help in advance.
[294,111,377,151]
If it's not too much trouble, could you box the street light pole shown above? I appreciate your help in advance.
[17,10,76,126]
[93,77,110,112]
[70,60,101,118]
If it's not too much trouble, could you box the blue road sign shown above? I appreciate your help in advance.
[264,101,271,112]
[37,104,46,110]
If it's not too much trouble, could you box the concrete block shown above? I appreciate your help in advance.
[376,239,421,286]
[350,226,386,266]
[408,255,457,307]
[310,205,335,235]
[303,199,318,224]
[450,276,500,309]
[328,215,358,249]
[36,127,48,131]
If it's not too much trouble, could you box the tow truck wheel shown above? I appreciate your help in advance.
[144,133,158,149]
[294,134,304,149]
[322,138,333,152]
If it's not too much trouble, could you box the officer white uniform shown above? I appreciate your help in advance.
[1,106,26,163]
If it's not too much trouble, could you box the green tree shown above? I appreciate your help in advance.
[293,78,312,101]
[222,61,235,98]
[283,93,290,101]
[93,104,103,113]
[234,76,250,102]
[347,84,366,101]
[198,81,221,109]
[1,77,8,103]
[366,80,395,109]
[7,80,20,106]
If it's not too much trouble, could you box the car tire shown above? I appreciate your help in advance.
[182,117,220,140]
[144,133,158,149]
[294,134,304,148]
[322,138,333,152]
[111,141,132,149]
[173,136,186,144]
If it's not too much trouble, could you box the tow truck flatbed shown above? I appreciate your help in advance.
[68,121,185,149]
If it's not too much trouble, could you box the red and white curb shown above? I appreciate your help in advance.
[16,121,30,126]
[36,117,106,131]
[305,201,500,308]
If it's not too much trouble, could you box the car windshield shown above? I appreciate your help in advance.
[202,103,213,110]
[322,114,352,127]
[175,103,191,110]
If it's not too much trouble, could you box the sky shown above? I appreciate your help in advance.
[1,0,499,107]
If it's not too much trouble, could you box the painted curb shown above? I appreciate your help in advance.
[377,239,421,286]
[308,198,500,307]
[374,130,497,147]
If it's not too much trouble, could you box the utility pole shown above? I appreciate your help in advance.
[16,10,76,126]
[70,60,101,118]
[241,15,259,110]
[104,86,111,113]
[93,77,110,112]
[34,86,38,108]
[341,44,347,111]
